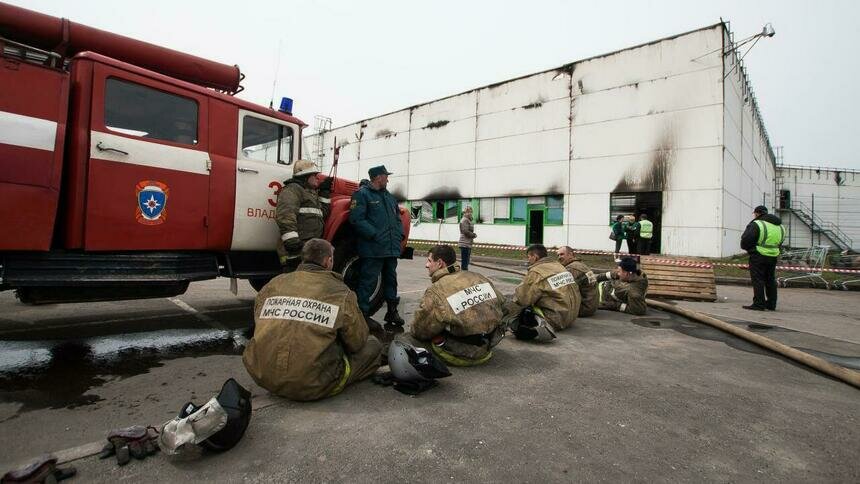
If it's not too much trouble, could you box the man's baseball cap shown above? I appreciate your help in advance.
[753,205,768,215]
[368,165,393,178]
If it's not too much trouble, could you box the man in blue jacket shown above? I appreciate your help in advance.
[349,165,406,328]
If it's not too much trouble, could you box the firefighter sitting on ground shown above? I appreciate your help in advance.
[243,239,383,402]
[556,246,599,317]
[409,244,506,366]
[506,244,581,342]
[275,160,332,272]
[580,256,649,316]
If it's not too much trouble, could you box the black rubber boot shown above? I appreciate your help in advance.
[383,299,405,327]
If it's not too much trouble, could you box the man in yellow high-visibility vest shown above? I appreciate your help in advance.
[636,214,654,255]
[740,205,786,311]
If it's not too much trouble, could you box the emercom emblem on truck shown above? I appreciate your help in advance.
[135,180,169,225]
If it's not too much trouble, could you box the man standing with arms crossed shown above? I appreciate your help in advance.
[349,165,406,329]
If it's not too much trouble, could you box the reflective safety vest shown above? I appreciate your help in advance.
[754,220,785,257]
[639,220,653,239]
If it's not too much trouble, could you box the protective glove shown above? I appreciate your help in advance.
[98,426,159,466]
[283,238,302,254]
[1,456,76,483]
[585,271,598,285]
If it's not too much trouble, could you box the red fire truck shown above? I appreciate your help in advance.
[0,2,411,306]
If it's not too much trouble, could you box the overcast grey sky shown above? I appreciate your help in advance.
[14,0,860,169]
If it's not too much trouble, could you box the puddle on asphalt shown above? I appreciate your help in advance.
[794,347,860,370]
[633,313,860,372]
[631,314,773,357]
[0,329,248,414]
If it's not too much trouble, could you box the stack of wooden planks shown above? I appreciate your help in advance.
[640,258,717,302]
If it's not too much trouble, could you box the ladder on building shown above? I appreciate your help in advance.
[312,115,332,167]
[779,200,853,251]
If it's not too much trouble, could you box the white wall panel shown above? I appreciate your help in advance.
[572,105,722,159]
[477,70,571,114]
[474,161,568,198]
[476,129,568,168]
[572,67,722,127]
[661,227,722,257]
[477,98,570,140]
[410,92,477,127]
[409,144,475,176]
[571,27,722,96]
[363,109,411,138]
[409,117,476,151]
[409,171,476,200]
[662,189,721,228]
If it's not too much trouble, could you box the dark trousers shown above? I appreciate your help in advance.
[357,257,399,316]
[637,238,652,256]
[460,246,471,270]
[614,239,632,254]
[749,252,778,309]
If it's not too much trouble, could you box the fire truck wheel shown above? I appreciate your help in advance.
[333,241,384,315]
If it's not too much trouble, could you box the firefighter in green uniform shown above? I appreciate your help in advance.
[275,160,332,272]
[740,205,785,311]
[410,245,506,366]
[349,165,406,329]
[556,246,599,317]
[581,257,649,316]
[637,214,654,255]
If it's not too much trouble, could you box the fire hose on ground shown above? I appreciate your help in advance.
[470,261,860,390]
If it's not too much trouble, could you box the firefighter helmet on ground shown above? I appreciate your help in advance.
[388,340,452,382]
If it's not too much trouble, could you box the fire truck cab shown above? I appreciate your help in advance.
[0,2,410,306]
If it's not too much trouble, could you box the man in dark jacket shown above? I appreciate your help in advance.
[740,205,785,311]
[349,165,406,328]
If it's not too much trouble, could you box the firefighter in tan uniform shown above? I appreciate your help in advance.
[275,160,332,271]
[506,244,580,341]
[556,246,599,317]
[581,257,649,316]
[410,245,506,366]
[243,239,382,401]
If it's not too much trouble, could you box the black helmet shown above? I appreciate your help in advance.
[201,378,251,451]
[388,340,452,382]
[164,378,252,454]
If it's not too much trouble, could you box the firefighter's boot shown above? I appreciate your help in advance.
[383,299,405,327]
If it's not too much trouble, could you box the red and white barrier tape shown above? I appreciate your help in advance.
[409,239,860,274]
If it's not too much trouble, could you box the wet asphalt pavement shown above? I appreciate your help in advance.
[1,260,858,480]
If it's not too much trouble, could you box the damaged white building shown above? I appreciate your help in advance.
[305,22,781,258]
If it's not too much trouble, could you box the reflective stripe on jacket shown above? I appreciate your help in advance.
[412,266,506,361]
[511,257,581,330]
[754,220,785,257]
[638,220,653,239]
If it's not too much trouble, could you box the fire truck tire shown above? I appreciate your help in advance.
[333,240,384,315]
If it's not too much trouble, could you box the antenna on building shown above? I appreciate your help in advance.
[692,23,775,67]
[723,23,775,79]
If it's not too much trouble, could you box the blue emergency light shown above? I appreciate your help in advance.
[279,97,293,115]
